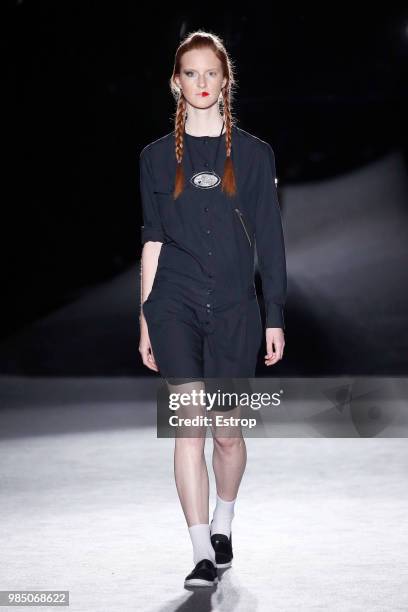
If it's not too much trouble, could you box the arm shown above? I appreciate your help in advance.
[139,145,165,319]
[254,142,287,331]
[140,242,162,318]
[139,243,161,372]
[139,146,166,245]
[139,147,164,371]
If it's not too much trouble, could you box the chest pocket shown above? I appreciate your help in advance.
[153,185,173,196]
[153,179,196,204]
[152,183,177,235]
[153,182,174,215]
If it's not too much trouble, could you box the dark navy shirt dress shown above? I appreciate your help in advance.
[139,124,287,385]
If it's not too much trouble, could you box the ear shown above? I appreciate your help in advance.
[174,75,181,89]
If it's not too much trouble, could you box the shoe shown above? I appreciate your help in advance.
[210,521,233,569]
[184,558,218,587]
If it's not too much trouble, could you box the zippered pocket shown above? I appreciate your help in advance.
[234,208,252,246]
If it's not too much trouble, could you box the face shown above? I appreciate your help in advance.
[174,47,227,108]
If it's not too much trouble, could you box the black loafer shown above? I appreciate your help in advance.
[184,558,218,587]
[210,529,233,569]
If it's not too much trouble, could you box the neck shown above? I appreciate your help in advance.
[184,104,225,137]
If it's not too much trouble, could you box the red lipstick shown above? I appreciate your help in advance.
[201,92,210,97]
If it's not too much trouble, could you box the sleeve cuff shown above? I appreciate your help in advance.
[265,302,285,330]
[141,225,165,245]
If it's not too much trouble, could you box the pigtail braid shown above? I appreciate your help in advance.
[220,87,237,197]
[173,95,187,199]
[170,32,237,198]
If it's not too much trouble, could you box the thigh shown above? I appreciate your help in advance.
[143,296,204,379]
[202,297,263,414]
[203,296,263,378]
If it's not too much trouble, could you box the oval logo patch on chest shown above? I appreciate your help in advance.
[190,171,221,189]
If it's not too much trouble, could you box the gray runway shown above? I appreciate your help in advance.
[1,376,407,611]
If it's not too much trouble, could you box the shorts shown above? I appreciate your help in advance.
[142,290,263,377]
[142,290,264,411]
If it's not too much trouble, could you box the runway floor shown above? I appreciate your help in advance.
[1,376,407,611]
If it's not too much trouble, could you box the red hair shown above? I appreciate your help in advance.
[169,30,237,199]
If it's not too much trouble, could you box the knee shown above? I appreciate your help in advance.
[175,436,205,455]
[213,436,245,453]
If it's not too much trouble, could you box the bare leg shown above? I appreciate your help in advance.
[211,404,247,501]
[169,380,210,526]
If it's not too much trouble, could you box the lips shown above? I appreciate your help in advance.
[201,92,210,97]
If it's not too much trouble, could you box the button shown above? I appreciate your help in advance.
[206,303,211,308]
[204,207,209,212]
[208,251,212,256]
[206,229,211,234]
[206,309,211,314]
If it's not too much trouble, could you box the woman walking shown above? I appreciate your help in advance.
[139,30,287,587]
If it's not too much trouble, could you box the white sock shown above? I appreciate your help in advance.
[210,493,236,538]
[188,523,216,565]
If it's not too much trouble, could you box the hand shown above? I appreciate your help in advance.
[139,314,159,372]
[264,327,285,366]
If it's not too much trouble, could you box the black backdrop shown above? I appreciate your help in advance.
[3,5,408,374]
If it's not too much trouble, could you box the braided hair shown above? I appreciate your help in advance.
[169,31,237,199]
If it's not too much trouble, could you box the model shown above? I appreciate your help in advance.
[139,30,287,588]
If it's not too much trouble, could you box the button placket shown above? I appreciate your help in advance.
[203,200,214,322]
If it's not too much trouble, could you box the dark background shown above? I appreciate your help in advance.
[2,4,408,375]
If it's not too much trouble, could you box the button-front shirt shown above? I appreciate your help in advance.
[139,124,287,329]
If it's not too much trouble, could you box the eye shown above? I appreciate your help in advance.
[184,70,195,77]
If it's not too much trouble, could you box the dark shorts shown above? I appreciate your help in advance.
[142,291,263,377]
[142,291,263,411]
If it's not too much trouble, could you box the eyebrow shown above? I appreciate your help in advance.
[183,67,219,71]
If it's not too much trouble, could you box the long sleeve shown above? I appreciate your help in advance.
[255,142,287,330]
[139,147,166,245]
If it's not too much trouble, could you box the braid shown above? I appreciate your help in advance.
[220,87,237,197]
[172,86,237,200]
[170,32,237,198]
[223,88,233,158]
[173,95,187,199]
